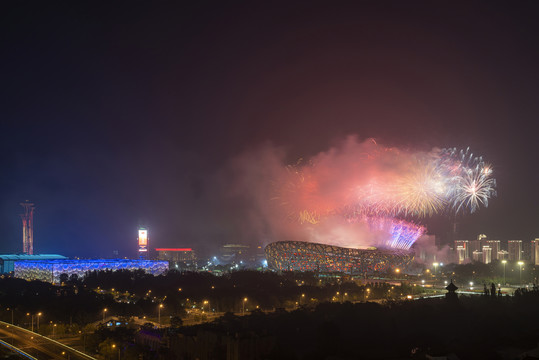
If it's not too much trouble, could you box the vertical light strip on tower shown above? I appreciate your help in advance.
[20,201,35,255]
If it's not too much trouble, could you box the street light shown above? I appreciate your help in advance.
[52,324,57,338]
[158,304,164,326]
[433,263,439,275]
[103,308,108,323]
[242,298,247,315]
[518,261,524,287]
[26,313,32,332]
[203,300,209,313]
[37,312,42,331]
[502,260,507,285]
[112,344,120,360]
[6,308,13,325]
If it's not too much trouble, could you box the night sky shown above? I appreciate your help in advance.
[2,2,539,257]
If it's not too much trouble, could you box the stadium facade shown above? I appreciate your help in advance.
[265,241,413,274]
[14,259,169,284]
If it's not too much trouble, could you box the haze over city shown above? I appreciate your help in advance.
[3,2,539,258]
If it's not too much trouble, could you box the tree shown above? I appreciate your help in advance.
[170,316,183,328]
[59,273,69,284]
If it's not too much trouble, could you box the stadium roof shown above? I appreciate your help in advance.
[0,254,67,260]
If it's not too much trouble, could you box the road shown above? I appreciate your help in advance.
[0,321,96,360]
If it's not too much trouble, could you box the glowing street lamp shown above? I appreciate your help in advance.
[26,313,32,332]
[242,298,248,315]
[36,312,41,331]
[502,260,507,285]
[103,308,108,323]
[203,300,209,313]
[6,308,13,325]
[112,344,120,360]
[432,263,439,275]
[518,261,524,287]
[158,304,164,326]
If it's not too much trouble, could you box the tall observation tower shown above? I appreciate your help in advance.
[20,201,35,255]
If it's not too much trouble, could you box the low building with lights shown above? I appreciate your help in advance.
[155,248,197,270]
[13,259,168,284]
[0,254,67,274]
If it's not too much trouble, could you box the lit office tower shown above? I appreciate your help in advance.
[20,201,35,255]
[508,240,522,261]
[498,250,509,261]
[472,250,483,262]
[486,240,501,261]
[532,239,539,266]
[454,240,469,261]
[456,246,467,264]
[482,246,492,264]
[469,240,482,257]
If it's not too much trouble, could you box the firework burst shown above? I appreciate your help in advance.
[272,140,496,250]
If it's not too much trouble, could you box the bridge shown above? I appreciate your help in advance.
[0,321,97,360]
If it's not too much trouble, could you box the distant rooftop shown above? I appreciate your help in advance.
[0,254,67,260]
[155,248,193,251]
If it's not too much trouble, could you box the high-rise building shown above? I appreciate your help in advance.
[472,250,483,262]
[486,240,501,261]
[456,246,467,264]
[454,240,469,261]
[482,246,492,264]
[498,250,509,261]
[508,240,522,261]
[531,239,539,266]
[469,240,482,257]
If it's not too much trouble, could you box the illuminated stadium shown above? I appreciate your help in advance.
[265,241,414,274]
[14,259,168,284]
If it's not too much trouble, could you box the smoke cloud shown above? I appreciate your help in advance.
[217,136,436,249]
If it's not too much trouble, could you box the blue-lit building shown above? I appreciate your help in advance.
[14,259,169,284]
[0,254,67,274]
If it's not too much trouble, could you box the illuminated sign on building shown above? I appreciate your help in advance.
[138,229,148,257]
